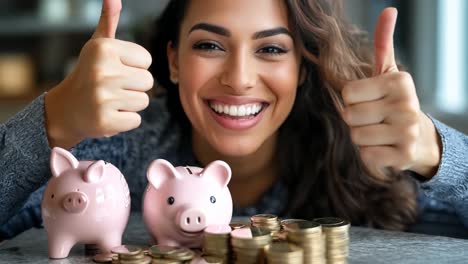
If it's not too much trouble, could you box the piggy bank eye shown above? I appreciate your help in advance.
[167,196,175,205]
[210,196,216,204]
[51,194,55,199]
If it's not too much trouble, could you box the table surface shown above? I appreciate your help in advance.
[1,214,468,264]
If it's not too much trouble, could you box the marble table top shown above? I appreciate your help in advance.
[1,214,468,264]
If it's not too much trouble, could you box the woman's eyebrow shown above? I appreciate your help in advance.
[189,23,231,37]
[189,23,292,39]
[253,27,292,39]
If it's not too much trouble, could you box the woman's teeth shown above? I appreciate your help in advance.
[209,102,263,117]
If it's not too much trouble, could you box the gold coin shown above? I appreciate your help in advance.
[202,255,224,263]
[282,219,321,233]
[229,222,246,229]
[166,248,196,261]
[120,256,152,264]
[149,245,178,258]
[111,245,143,256]
[93,253,116,263]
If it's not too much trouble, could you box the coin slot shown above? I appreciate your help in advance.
[185,167,193,174]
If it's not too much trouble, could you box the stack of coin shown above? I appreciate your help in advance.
[149,245,196,263]
[264,241,303,264]
[110,245,151,264]
[230,227,272,264]
[281,219,325,264]
[251,214,281,234]
[313,217,350,264]
[203,224,232,263]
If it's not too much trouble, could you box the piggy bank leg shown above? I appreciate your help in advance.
[97,233,122,253]
[48,235,75,259]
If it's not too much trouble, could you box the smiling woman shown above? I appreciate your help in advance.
[150,0,418,230]
[1,0,468,242]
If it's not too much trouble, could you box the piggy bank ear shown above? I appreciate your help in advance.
[84,160,106,183]
[201,160,231,188]
[147,159,179,189]
[50,147,79,178]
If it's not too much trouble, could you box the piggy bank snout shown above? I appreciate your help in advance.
[62,192,88,214]
[178,208,207,233]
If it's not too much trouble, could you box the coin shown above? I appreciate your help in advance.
[251,214,281,233]
[119,256,152,264]
[93,253,116,263]
[313,217,350,263]
[111,245,143,256]
[149,245,178,258]
[265,242,303,264]
[230,227,272,264]
[165,248,196,261]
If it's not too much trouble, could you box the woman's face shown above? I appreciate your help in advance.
[167,0,301,157]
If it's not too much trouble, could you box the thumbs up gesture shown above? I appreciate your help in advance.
[341,8,441,178]
[45,0,153,149]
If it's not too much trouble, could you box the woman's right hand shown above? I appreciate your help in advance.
[45,0,153,149]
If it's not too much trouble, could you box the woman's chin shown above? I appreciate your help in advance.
[212,140,264,158]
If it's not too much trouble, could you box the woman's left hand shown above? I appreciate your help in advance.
[341,8,441,179]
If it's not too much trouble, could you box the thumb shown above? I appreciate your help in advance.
[92,0,122,39]
[374,7,399,75]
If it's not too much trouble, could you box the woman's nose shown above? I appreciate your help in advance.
[220,49,257,92]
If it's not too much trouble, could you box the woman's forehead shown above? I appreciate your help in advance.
[181,0,290,34]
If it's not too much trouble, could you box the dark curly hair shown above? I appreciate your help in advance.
[148,0,418,231]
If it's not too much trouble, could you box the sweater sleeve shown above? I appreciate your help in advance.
[0,94,126,238]
[0,94,182,239]
[420,116,468,227]
[0,94,52,227]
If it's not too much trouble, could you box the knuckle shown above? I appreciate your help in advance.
[394,72,415,97]
[131,114,142,129]
[94,88,108,105]
[142,93,150,109]
[349,127,361,143]
[93,39,114,58]
[93,111,109,133]
[144,50,153,69]
[85,39,112,57]
[341,84,354,104]
[400,143,417,164]
[136,92,150,110]
[402,125,419,142]
[143,70,155,89]
[398,102,420,121]
[342,109,352,124]
[89,66,107,84]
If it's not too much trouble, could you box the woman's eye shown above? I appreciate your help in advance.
[193,42,224,51]
[257,46,287,55]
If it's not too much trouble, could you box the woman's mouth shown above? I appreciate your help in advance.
[206,100,268,130]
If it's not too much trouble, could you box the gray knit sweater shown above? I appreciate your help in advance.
[1,93,467,239]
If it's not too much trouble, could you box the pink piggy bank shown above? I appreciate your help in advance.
[41,147,131,259]
[143,159,233,248]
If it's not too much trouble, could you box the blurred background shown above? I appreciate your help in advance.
[0,0,466,133]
